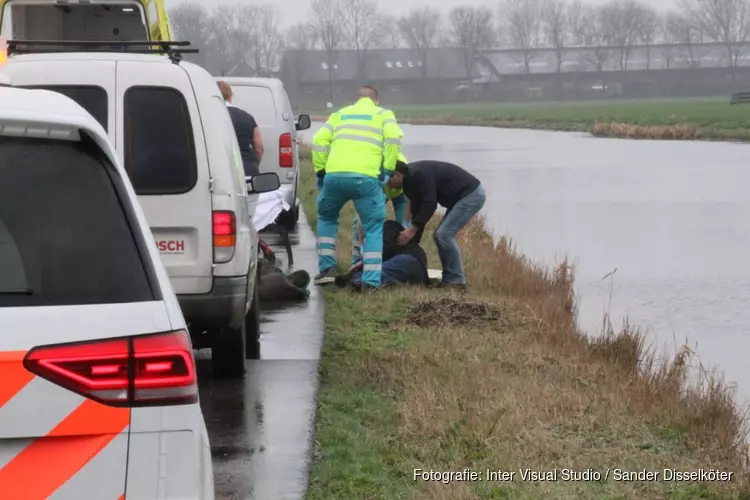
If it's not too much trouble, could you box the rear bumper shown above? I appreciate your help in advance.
[178,276,247,330]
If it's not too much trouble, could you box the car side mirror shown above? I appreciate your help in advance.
[295,113,311,131]
[246,172,281,194]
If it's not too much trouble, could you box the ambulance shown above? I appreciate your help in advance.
[0,0,171,42]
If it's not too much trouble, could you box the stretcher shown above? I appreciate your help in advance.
[253,185,294,266]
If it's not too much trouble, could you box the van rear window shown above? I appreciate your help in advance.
[0,136,155,307]
[124,86,198,195]
[229,86,277,126]
[19,85,108,131]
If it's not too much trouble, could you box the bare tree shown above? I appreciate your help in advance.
[449,6,496,83]
[211,5,253,75]
[599,0,644,71]
[247,5,284,76]
[398,7,442,78]
[501,0,543,74]
[636,5,659,69]
[666,9,705,68]
[542,0,569,72]
[286,22,319,51]
[168,2,211,67]
[569,2,612,72]
[341,0,380,81]
[682,0,750,75]
[310,0,345,104]
[376,14,402,49]
[660,15,677,69]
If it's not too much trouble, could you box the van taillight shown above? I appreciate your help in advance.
[23,330,197,407]
[279,133,293,168]
[213,210,236,263]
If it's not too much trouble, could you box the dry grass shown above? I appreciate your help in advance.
[590,121,701,140]
[301,145,750,499]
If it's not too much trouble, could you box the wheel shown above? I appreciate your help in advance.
[211,317,247,378]
[246,277,261,360]
[278,203,299,230]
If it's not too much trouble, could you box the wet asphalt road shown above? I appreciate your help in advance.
[195,213,324,500]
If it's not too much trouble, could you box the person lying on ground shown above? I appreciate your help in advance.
[336,220,429,290]
[258,257,311,302]
[387,159,486,289]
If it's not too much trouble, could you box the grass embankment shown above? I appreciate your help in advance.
[310,97,750,141]
[299,145,750,499]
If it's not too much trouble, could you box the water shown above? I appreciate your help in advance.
[303,123,750,403]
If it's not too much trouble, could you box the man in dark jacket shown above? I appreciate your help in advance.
[387,160,486,288]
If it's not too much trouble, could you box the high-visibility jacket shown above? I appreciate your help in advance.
[383,152,407,200]
[312,97,403,179]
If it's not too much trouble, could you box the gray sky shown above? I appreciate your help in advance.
[166,0,678,29]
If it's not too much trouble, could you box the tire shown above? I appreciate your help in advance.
[211,318,247,378]
[278,203,299,230]
[246,277,261,360]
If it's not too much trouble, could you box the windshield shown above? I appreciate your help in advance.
[0,0,149,41]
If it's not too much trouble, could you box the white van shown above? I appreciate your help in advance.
[217,77,311,229]
[5,45,280,378]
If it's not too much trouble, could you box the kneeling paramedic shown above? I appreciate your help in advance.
[388,159,486,288]
[312,85,403,289]
[351,152,410,269]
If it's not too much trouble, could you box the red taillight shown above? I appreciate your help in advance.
[279,133,293,168]
[213,210,236,248]
[23,330,197,407]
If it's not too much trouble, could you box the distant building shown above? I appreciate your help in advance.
[279,47,480,109]
[281,42,750,106]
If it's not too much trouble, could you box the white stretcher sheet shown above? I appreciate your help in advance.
[251,185,291,231]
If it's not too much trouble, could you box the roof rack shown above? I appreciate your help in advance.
[6,40,199,64]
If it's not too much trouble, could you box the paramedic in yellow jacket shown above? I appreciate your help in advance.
[351,152,409,269]
[311,85,403,289]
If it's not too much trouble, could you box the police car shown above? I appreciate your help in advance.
[0,65,214,499]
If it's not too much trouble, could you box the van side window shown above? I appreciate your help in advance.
[124,86,198,195]
[20,85,108,131]
[0,136,155,307]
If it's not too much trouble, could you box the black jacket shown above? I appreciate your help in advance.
[401,160,481,232]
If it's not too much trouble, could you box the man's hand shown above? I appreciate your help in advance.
[397,226,417,246]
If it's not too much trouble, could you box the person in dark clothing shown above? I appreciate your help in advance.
[338,220,429,289]
[388,160,486,288]
[217,81,264,176]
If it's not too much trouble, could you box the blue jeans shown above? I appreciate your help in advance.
[434,184,486,284]
[317,173,385,287]
[351,192,407,268]
[353,253,425,286]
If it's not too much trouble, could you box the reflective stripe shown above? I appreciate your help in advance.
[318,236,336,245]
[363,264,382,271]
[340,114,372,121]
[334,124,383,135]
[311,145,328,153]
[377,108,388,115]
[318,249,336,256]
[383,118,397,125]
[363,252,381,260]
[0,377,82,439]
[50,434,129,500]
[384,138,401,145]
[321,123,334,131]
[0,399,129,498]
[0,351,34,409]
[332,134,382,147]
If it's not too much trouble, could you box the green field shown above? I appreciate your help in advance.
[310,97,750,140]
[299,146,750,500]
